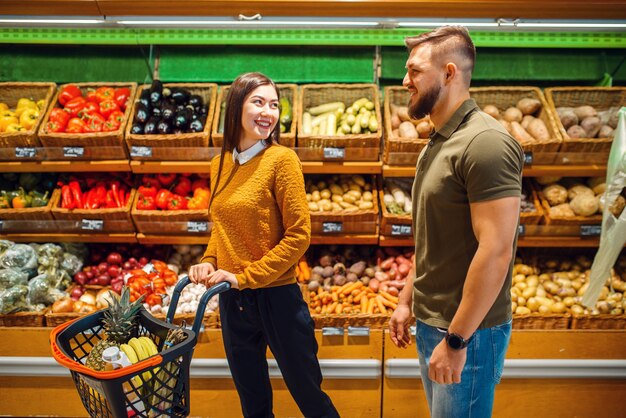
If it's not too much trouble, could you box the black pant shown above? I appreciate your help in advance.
[220,283,339,418]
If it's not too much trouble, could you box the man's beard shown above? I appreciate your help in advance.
[408,82,442,120]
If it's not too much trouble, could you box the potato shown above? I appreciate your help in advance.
[391,114,401,129]
[550,203,575,217]
[570,194,599,216]
[392,128,399,137]
[566,125,587,139]
[609,195,626,217]
[397,106,411,122]
[516,98,542,115]
[510,121,535,144]
[527,118,550,141]
[557,107,578,130]
[567,184,594,201]
[543,183,568,206]
[581,116,601,138]
[415,120,432,138]
[398,121,418,138]
[482,104,500,119]
[503,107,523,123]
[608,111,619,129]
[599,125,615,138]
[587,177,606,195]
[521,115,534,130]
[574,105,597,120]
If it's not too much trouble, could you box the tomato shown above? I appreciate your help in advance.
[66,117,87,133]
[64,96,87,117]
[58,84,82,107]
[114,87,131,110]
[99,99,120,119]
[95,86,115,103]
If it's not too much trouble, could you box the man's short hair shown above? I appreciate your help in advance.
[405,26,476,82]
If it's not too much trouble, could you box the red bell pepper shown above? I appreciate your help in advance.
[113,87,131,110]
[156,189,172,210]
[45,120,65,133]
[136,195,156,210]
[157,173,176,187]
[106,190,117,208]
[86,88,98,103]
[84,189,97,209]
[49,108,70,129]
[138,185,157,199]
[191,178,209,191]
[110,182,122,208]
[58,85,82,107]
[65,117,87,134]
[167,194,188,210]
[61,185,75,209]
[142,176,162,189]
[99,99,120,119]
[83,116,104,133]
[64,96,87,117]
[68,181,83,209]
[95,184,107,208]
[95,86,115,104]
[172,176,192,197]
[77,102,99,119]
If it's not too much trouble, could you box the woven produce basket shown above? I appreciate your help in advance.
[151,310,220,329]
[537,189,603,226]
[309,175,379,235]
[45,311,84,327]
[382,86,430,165]
[211,84,298,148]
[297,84,382,159]
[38,82,137,158]
[520,180,543,225]
[131,192,210,235]
[470,87,562,164]
[0,189,57,230]
[125,83,217,154]
[0,82,55,149]
[545,86,626,156]
[512,313,571,329]
[0,310,46,327]
[379,189,412,237]
[571,314,626,330]
[50,188,136,233]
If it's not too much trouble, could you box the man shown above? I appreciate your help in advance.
[388,26,524,418]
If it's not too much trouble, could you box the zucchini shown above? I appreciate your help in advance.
[302,112,312,134]
[368,115,379,132]
[308,101,345,116]
[279,97,292,128]
[326,114,337,136]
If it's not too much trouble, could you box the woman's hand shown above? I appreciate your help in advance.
[207,269,240,289]
[188,262,216,284]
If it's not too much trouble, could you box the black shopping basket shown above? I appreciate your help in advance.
[50,276,230,418]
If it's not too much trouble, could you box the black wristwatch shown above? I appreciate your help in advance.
[445,331,470,350]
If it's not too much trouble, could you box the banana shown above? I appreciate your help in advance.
[139,336,158,357]
[128,337,148,361]
[120,344,139,364]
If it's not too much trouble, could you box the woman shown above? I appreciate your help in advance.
[189,72,339,418]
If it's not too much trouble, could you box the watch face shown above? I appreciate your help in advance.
[446,333,464,350]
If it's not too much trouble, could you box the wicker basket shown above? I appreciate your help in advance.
[470,87,562,164]
[211,84,298,148]
[297,84,382,159]
[520,180,543,225]
[45,311,84,327]
[50,188,136,233]
[151,310,220,329]
[0,189,57,231]
[545,86,626,155]
[131,192,210,235]
[0,82,56,149]
[311,313,391,329]
[379,189,412,237]
[0,311,46,327]
[309,175,379,235]
[125,83,217,154]
[382,86,430,165]
[537,189,603,226]
[38,82,137,158]
[571,314,626,330]
[512,313,571,329]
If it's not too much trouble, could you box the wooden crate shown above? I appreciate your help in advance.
[131,191,210,235]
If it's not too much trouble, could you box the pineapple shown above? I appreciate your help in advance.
[85,288,145,371]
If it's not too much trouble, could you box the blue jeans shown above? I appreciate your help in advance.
[415,319,512,418]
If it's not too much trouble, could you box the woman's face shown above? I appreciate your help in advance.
[240,84,280,143]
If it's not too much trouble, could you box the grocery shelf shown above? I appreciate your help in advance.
[379,236,414,247]
[302,161,383,175]
[310,234,379,245]
[0,160,131,173]
[517,236,602,247]
[136,233,210,245]
[0,233,137,244]
[130,160,211,174]
[383,164,609,178]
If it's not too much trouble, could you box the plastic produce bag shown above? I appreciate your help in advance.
[0,285,30,314]
[584,107,626,308]
[0,268,29,291]
[27,273,64,305]
[0,244,38,271]
[60,252,83,276]
[0,240,13,257]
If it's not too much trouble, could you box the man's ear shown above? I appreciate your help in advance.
[444,62,457,83]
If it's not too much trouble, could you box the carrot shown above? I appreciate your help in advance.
[380,291,399,304]
[328,302,337,313]
[335,303,343,314]
[338,282,352,295]
[331,292,338,302]
[379,296,397,310]
[375,296,387,314]
[354,290,368,303]
[360,294,368,312]
[367,297,376,314]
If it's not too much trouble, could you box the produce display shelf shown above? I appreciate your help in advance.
[0,233,137,244]
[130,160,211,174]
[302,161,383,175]
[310,234,380,245]
[383,164,608,178]
[136,233,211,245]
[1,28,625,48]
[379,236,414,247]
[0,160,131,173]
[517,236,602,247]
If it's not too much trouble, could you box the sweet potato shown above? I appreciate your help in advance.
[527,118,550,141]
[521,115,535,130]
[574,105,597,120]
[566,125,587,139]
[415,120,432,138]
[503,107,523,123]
[397,106,411,122]
[510,121,535,144]
[516,98,542,115]
[483,104,500,119]
[581,116,601,138]
[599,125,615,138]
[398,121,418,138]
[556,107,578,129]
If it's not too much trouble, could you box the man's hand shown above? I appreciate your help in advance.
[207,269,239,289]
[188,262,216,284]
[389,304,413,348]
[428,339,466,384]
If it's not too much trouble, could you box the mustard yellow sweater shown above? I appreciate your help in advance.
[201,145,311,289]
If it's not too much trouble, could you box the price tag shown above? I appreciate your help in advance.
[322,222,343,233]
[81,219,104,231]
[524,152,533,165]
[63,147,84,158]
[0,220,3,231]
[130,146,153,158]
[518,224,526,236]
[391,224,412,236]
[323,147,345,159]
[187,221,208,233]
[14,147,37,158]
[580,225,601,237]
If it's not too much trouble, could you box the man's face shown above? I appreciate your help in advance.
[403,44,443,120]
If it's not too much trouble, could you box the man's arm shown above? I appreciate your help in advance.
[389,256,416,348]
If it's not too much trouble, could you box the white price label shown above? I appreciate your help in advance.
[130,146,153,157]
[63,147,84,158]
[322,222,343,233]
[391,224,412,236]
[580,225,601,237]
[81,219,104,231]
[518,224,526,236]
[187,221,209,233]
[323,147,345,159]
[14,147,37,158]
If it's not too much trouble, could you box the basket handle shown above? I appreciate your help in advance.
[167,275,231,334]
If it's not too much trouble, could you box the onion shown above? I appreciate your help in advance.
[52,298,75,313]
[79,292,97,306]
[96,288,117,309]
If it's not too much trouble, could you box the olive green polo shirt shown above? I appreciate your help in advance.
[411,98,524,330]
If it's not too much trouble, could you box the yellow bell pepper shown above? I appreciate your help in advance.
[5,123,25,133]
[0,115,19,132]
[15,99,38,117]
[36,99,45,110]
[0,103,8,112]
[19,108,40,130]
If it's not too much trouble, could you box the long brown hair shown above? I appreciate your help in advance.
[210,72,281,211]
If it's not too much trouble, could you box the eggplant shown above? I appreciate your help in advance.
[152,105,162,119]
[189,119,204,133]
[143,116,159,135]
[138,89,151,108]
[188,94,203,108]
[157,119,172,134]
[130,122,144,135]
[174,108,192,129]
[134,103,150,124]
[161,102,176,121]
[149,80,163,104]
[170,88,190,105]
[197,104,209,116]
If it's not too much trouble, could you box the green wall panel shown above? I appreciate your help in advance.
[0,45,154,83]
[158,46,375,83]
[381,47,626,84]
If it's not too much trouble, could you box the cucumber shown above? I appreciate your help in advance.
[326,114,337,136]
[279,97,292,128]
